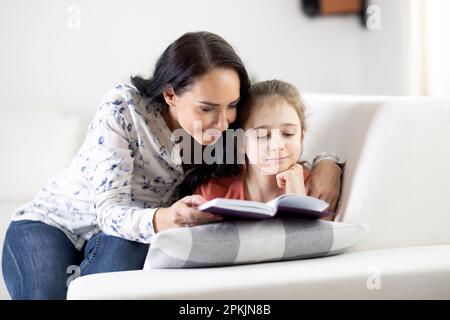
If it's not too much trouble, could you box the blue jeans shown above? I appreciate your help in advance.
[2,220,149,300]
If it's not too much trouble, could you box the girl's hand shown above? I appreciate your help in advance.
[275,164,306,195]
[152,195,223,233]
[306,159,342,212]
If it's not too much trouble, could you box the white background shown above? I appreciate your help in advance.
[0,0,421,114]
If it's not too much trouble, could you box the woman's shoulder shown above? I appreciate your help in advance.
[96,83,156,122]
[100,83,141,107]
[209,174,244,188]
[101,83,164,118]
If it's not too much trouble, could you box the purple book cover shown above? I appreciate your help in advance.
[199,204,333,220]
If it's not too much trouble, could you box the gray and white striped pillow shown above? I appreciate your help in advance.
[144,217,369,269]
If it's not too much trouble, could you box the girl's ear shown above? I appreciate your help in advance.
[163,87,176,108]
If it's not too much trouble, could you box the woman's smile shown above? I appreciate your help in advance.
[203,128,223,140]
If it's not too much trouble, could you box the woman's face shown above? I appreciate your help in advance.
[164,68,241,145]
[244,99,304,175]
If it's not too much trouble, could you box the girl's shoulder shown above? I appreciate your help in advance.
[303,168,312,181]
[194,173,245,201]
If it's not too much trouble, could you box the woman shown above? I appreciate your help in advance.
[2,31,342,299]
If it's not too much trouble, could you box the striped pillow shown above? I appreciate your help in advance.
[144,217,369,269]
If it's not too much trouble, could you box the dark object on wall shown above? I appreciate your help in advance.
[302,0,368,26]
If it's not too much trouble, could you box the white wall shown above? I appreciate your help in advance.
[424,0,450,96]
[360,0,413,96]
[1,0,432,113]
[0,0,365,114]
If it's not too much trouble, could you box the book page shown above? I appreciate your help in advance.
[198,198,275,218]
[266,194,329,212]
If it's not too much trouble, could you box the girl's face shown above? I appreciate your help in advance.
[163,68,241,145]
[244,99,304,175]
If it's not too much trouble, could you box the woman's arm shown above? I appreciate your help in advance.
[89,95,158,243]
[306,155,344,213]
[152,195,222,232]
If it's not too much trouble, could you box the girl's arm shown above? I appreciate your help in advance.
[275,163,306,195]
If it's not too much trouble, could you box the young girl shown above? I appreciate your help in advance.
[193,80,334,220]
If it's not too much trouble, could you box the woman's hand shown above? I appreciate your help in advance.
[152,195,223,233]
[306,159,342,212]
[276,163,306,195]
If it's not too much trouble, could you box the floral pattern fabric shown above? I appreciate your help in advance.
[12,84,186,249]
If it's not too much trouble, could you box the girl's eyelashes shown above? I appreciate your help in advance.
[256,132,296,139]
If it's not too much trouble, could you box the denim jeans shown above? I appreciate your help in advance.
[2,220,150,300]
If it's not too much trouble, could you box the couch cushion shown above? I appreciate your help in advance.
[344,102,450,251]
[144,218,368,269]
[68,244,450,299]
[0,108,87,202]
[301,95,450,250]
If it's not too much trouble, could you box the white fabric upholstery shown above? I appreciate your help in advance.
[350,102,450,250]
[0,109,88,202]
[302,95,450,250]
[68,245,450,299]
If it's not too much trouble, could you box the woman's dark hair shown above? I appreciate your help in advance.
[131,31,250,197]
[131,31,250,107]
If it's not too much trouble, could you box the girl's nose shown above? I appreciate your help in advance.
[270,130,285,151]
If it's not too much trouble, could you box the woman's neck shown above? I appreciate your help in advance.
[244,165,283,203]
[161,105,181,132]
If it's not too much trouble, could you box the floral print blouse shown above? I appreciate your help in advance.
[12,84,188,250]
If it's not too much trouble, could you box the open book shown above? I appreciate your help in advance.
[197,194,333,219]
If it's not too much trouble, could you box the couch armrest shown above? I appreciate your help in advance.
[302,95,450,250]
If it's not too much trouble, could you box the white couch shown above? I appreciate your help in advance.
[0,108,91,300]
[1,94,449,300]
